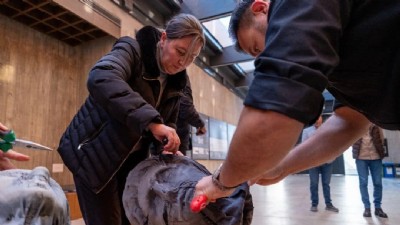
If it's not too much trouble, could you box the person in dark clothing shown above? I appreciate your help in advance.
[176,77,206,155]
[57,14,205,225]
[193,0,400,203]
[352,124,388,218]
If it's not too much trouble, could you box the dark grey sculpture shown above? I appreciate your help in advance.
[123,155,253,225]
[0,166,70,225]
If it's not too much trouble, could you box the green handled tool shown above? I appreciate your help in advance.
[0,130,52,152]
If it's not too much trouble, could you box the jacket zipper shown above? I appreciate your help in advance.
[94,76,180,193]
[77,122,107,150]
[76,121,145,194]
[95,136,144,194]
[143,75,162,108]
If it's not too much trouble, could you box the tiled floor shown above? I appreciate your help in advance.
[71,218,85,225]
[72,174,400,225]
[251,174,399,225]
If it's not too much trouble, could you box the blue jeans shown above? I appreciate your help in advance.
[355,159,383,209]
[309,163,333,206]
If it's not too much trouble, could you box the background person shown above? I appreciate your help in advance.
[57,13,205,225]
[193,0,400,203]
[352,124,388,218]
[302,116,339,213]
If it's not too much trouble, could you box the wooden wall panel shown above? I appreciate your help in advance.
[186,65,244,170]
[65,192,82,220]
[187,65,243,125]
[51,37,116,185]
[0,14,116,186]
[78,36,116,103]
[55,0,143,38]
[0,14,82,176]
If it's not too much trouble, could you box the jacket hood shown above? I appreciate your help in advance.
[136,26,187,90]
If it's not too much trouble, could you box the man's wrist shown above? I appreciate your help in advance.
[211,165,239,191]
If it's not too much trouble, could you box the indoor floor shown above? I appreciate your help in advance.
[251,174,399,225]
[72,174,400,225]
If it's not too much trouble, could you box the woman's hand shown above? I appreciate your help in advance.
[148,123,181,153]
[193,175,235,205]
[196,126,206,135]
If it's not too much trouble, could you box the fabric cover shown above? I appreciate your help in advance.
[123,155,253,225]
[0,166,70,225]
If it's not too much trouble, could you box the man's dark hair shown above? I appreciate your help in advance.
[229,0,255,52]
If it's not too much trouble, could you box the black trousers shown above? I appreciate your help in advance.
[74,148,148,225]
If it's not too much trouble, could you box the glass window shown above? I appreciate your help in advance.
[202,16,233,48]
[237,61,255,73]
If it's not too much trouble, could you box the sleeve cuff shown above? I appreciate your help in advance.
[244,73,324,126]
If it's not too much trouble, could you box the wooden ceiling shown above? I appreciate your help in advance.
[0,0,108,46]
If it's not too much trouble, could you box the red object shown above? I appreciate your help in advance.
[190,195,208,213]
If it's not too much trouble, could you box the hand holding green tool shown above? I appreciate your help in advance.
[0,129,52,152]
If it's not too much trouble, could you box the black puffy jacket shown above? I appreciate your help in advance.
[57,26,187,193]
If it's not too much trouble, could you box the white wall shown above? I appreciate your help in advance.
[383,130,400,163]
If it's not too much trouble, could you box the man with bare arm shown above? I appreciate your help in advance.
[194,0,400,202]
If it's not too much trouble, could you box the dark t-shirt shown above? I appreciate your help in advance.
[245,0,400,129]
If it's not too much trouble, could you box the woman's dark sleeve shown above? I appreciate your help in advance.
[87,36,162,134]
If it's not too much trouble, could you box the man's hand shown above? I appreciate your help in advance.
[248,166,285,186]
[148,123,181,153]
[193,175,235,205]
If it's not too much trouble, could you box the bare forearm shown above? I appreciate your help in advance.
[219,107,303,187]
[279,107,370,176]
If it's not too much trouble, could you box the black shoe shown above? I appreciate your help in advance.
[363,208,371,217]
[375,208,388,218]
[325,205,339,212]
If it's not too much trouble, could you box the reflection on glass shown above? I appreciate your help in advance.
[202,16,233,47]
[237,61,255,73]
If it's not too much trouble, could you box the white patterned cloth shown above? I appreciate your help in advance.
[0,167,70,225]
